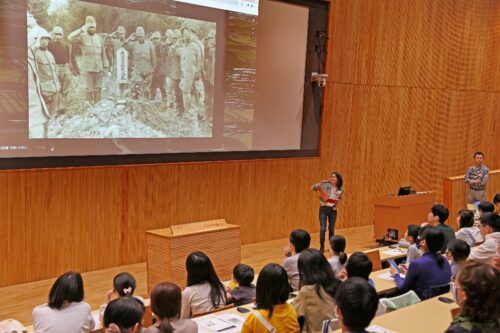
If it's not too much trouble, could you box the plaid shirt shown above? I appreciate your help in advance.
[464,165,489,190]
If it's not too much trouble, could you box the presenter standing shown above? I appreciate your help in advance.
[312,172,343,252]
[464,152,489,206]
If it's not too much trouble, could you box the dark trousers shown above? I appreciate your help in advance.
[151,74,167,100]
[319,206,337,248]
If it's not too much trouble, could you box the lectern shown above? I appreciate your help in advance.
[373,192,436,240]
[146,219,241,292]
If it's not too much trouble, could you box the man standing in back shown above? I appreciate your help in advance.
[464,152,489,206]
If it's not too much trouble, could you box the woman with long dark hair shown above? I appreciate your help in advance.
[311,171,344,252]
[293,249,340,333]
[32,271,95,333]
[390,226,452,299]
[241,263,299,332]
[143,282,197,333]
[180,251,226,318]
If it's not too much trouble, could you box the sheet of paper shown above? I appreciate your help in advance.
[381,249,406,256]
[367,324,398,333]
[195,314,243,333]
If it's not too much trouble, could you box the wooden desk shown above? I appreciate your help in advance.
[334,293,458,333]
[370,268,398,295]
[373,192,435,240]
[378,246,407,262]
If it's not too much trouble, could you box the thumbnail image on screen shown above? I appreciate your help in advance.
[28,0,216,139]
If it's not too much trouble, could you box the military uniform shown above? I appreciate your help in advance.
[204,30,216,118]
[33,46,60,117]
[165,30,183,111]
[68,16,109,104]
[48,27,73,112]
[151,31,167,100]
[125,27,156,99]
[27,25,51,138]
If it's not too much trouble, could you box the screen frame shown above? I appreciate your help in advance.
[0,0,329,170]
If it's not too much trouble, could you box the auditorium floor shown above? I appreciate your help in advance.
[0,225,376,325]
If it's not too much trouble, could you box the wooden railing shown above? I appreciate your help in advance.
[443,169,500,230]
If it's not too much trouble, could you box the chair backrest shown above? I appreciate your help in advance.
[364,249,382,272]
[379,290,421,312]
[421,283,451,300]
[191,303,235,318]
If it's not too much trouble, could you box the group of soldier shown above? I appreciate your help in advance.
[28,12,216,138]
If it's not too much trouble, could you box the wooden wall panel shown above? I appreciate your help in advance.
[1,0,500,286]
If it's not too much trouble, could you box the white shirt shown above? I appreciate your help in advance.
[180,282,225,319]
[468,232,500,262]
[455,227,483,247]
[32,302,95,333]
[283,253,300,291]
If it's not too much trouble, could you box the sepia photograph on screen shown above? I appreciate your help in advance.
[27,0,217,139]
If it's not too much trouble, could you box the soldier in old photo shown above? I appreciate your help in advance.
[48,26,75,114]
[123,27,156,99]
[31,28,60,118]
[165,29,183,113]
[68,16,109,106]
[105,25,128,100]
[27,15,51,138]
[204,29,216,120]
[150,31,167,101]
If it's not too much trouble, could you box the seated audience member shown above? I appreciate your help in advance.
[283,229,311,291]
[324,277,379,333]
[423,204,456,252]
[103,297,144,333]
[241,263,299,333]
[468,213,500,262]
[493,194,500,214]
[446,239,471,281]
[390,227,452,299]
[0,319,25,332]
[293,248,340,333]
[328,235,348,274]
[99,272,143,323]
[32,271,95,333]
[400,224,422,264]
[180,251,227,318]
[445,261,500,333]
[455,210,483,246]
[478,201,495,215]
[227,263,256,306]
[143,282,197,333]
[345,252,374,288]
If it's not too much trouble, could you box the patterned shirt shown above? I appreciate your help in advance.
[311,182,343,207]
[464,165,489,190]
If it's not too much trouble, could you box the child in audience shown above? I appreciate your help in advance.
[99,272,143,323]
[345,252,375,288]
[241,263,299,333]
[227,263,256,306]
[32,271,95,333]
[180,251,227,318]
[400,224,422,265]
[328,235,348,274]
[390,227,452,299]
[446,239,471,281]
[455,209,483,246]
[283,229,311,291]
[323,277,379,333]
[143,282,197,333]
[445,261,499,333]
[468,213,500,262]
[293,248,340,333]
[103,297,144,333]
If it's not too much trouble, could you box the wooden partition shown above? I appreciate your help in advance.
[443,169,500,229]
[1,0,500,286]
